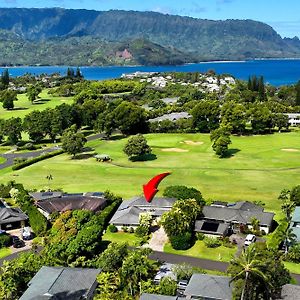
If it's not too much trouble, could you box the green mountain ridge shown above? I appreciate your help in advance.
[0,8,299,65]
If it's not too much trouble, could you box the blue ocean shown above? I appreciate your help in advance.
[1,59,300,86]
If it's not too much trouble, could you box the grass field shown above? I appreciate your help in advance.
[164,241,237,262]
[0,89,74,120]
[0,247,12,259]
[1,132,300,217]
[102,231,141,246]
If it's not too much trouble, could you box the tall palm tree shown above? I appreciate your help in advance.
[229,245,272,300]
[278,227,297,254]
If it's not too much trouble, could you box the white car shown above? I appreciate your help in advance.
[244,234,256,246]
[21,227,32,240]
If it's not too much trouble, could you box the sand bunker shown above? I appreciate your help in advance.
[184,140,204,146]
[161,148,189,153]
[281,148,300,152]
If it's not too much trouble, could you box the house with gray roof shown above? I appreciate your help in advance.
[184,274,232,300]
[290,206,300,242]
[277,284,300,300]
[109,196,176,229]
[195,201,274,236]
[149,112,191,123]
[0,207,28,230]
[20,266,101,300]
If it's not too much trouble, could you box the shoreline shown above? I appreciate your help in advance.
[1,57,300,69]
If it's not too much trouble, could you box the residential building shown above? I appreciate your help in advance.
[277,284,300,300]
[109,196,176,229]
[149,112,191,123]
[140,274,232,300]
[0,207,28,230]
[286,113,300,126]
[184,274,232,300]
[195,201,274,236]
[30,192,107,219]
[290,206,300,242]
[20,266,101,300]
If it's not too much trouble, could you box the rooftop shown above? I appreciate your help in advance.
[184,274,232,300]
[149,112,191,123]
[36,194,107,215]
[291,207,300,222]
[20,266,101,300]
[0,207,28,225]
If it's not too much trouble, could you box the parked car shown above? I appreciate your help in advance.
[21,227,32,240]
[0,229,6,235]
[11,235,20,243]
[177,280,188,290]
[13,239,25,248]
[244,234,256,246]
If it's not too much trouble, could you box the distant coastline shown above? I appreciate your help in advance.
[1,59,300,86]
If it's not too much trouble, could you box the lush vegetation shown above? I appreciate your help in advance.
[0,8,300,64]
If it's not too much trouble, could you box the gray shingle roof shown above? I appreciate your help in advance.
[0,207,28,225]
[278,284,300,300]
[149,112,191,123]
[110,206,142,225]
[140,294,178,300]
[202,204,274,226]
[109,197,176,226]
[184,274,232,300]
[20,266,100,300]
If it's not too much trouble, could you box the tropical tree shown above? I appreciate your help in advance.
[61,125,86,157]
[278,227,297,254]
[4,117,22,144]
[123,134,152,159]
[278,189,295,221]
[229,245,271,300]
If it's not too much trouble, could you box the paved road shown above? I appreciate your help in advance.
[1,247,299,284]
[0,133,105,170]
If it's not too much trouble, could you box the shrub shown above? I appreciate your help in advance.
[121,226,128,232]
[286,244,300,263]
[204,237,222,248]
[135,225,149,237]
[23,203,49,236]
[129,227,135,233]
[107,224,118,233]
[170,232,192,250]
[13,157,27,164]
[0,234,12,247]
[196,232,205,240]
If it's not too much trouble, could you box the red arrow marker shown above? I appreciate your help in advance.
[143,172,171,203]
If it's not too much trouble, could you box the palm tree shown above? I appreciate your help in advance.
[229,245,272,300]
[278,227,297,254]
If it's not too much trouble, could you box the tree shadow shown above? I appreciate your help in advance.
[130,153,157,162]
[12,107,29,111]
[223,148,240,158]
[73,153,95,160]
[108,134,127,141]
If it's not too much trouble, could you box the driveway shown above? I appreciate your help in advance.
[145,227,169,252]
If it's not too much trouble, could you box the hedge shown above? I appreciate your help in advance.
[12,150,64,170]
[0,234,12,247]
[170,232,192,250]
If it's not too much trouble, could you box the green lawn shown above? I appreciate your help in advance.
[102,231,142,246]
[284,261,300,275]
[0,157,6,164]
[164,241,237,262]
[1,132,300,217]
[0,247,12,259]
[0,89,74,119]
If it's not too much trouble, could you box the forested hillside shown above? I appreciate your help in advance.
[0,8,300,65]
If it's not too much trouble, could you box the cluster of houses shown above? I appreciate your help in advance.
[109,196,275,236]
[18,264,300,300]
[1,192,299,299]
[122,71,236,92]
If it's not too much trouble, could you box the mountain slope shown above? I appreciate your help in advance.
[0,8,299,63]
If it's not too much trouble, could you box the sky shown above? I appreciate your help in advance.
[0,0,299,38]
